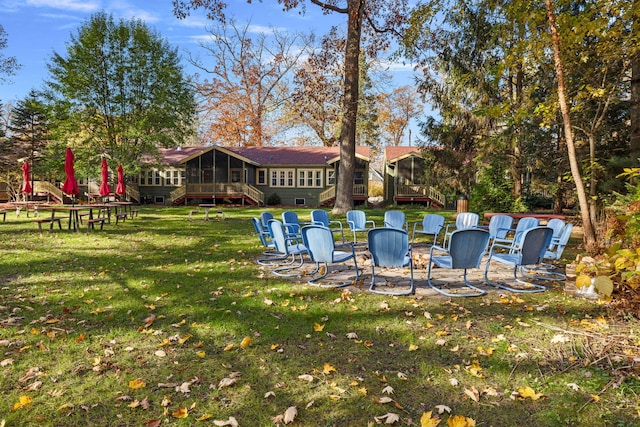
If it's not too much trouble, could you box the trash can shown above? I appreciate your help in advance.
[456,194,468,214]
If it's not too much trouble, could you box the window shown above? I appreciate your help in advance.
[173,170,180,185]
[257,169,267,185]
[165,170,172,185]
[270,169,295,187]
[354,170,365,185]
[231,169,242,183]
[298,169,323,188]
[295,198,305,206]
[154,171,161,186]
[327,169,336,186]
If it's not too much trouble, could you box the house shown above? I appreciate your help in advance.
[136,145,371,207]
[383,146,445,208]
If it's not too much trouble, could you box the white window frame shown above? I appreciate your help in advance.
[298,169,323,188]
[270,169,295,188]
[327,169,336,186]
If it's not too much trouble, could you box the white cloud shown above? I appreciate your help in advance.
[26,0,100,12]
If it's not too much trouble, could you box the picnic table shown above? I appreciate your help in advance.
[38,204,112,232]
[198,204,225,221]
[483,212,566,224]
[11,201,47,218]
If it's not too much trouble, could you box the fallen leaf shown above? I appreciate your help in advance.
[129,378,146,389]
[518,386,543,400]
[382,386,395,395]
[218,377,237,389]
[172,407,188,419]
[420,411,441,427]
[213,416,239,426]
[240,336,252,348]
[447,414,476,427]
[464,386,480,402]
[264,391,276,398]
[434,405,451,414]
[298,374,314,382]
[323,363,337,375]
[283,406,297,424]
[12,395,33,411]
[314,323,325,332]
[375,396,394,404]
[374,412,400,424]
[409,344,419,351]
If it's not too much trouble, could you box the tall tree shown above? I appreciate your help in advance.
[0,25,20,83]
[376,85,423,146]
[46,12,196,175]
[193,20,313,146]
[7,90,50,184]
[631,0,640,157]
[173,0,409,213]
[545,0,597,250]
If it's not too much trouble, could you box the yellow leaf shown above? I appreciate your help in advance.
[179,334,192,345]
[196,351,206,358]
[196,413,212,421]
[323,363,337,374]
[172,407,188,419]
[357,387,368,395]
[314,323,325,332]
[12,395,33,411]
[447,415,476,427]
[270,344,280,350]
[420,411,441,427]
[590,394,600,403]
[518,386,543,400]
[409,344,419,351]
[576,274,592,289]
[129,378,146,389]
[593,276,613,297]
[240,336,252,348]
[364,340,374,347]
[223,343,235,351]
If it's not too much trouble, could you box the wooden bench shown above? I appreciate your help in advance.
[0,210,6,222]
[130,209,139,219]
[87,217,106,231]
[115,212,128,224]
[35,217,62,232]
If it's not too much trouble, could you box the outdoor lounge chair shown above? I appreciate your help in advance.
[310,209,345,243]
[267,219,308,277]
[368,228,415,296]
[442,212,479,248]
[427,228,489,297]
[282,211,306,239]
[534,223,574,280]
[492,216,539,253]
[301,225,359,288]
[546,218,566,245]
[252,217,279,264]
[346,210,376,243]
[482,214,514,242]
[260,211,274,234]
[383,210,408,230]
[411,213,445,246]
[484,226,553,293]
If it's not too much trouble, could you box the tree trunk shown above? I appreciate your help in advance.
[332,0,364,214]
[631,49,640,157]
[545,0,598,252]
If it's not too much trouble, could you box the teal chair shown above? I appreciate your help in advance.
[346,210,376,243]
[310,209,344,243]
[411,213,445,246]
[383,210,408,230]
[368,228,414,296]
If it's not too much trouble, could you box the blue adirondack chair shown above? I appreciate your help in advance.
[301,225,359,288]
[427,229,489,297]
[368,228,415,296]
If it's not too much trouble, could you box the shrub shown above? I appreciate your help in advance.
[266,193,281,206]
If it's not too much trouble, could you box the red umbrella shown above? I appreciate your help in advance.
[21,162,32,194]
[99,159,111,197]
[61,148,79,196]
[116,164,126,196]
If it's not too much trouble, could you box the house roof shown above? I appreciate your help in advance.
[154,145,209,166]
[384,146,422,163]
[176,145,371,166]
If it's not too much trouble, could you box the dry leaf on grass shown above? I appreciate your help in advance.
[283,406,297,424]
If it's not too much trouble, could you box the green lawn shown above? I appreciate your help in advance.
[0,206,638,426]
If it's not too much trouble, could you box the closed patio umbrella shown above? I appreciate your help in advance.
[61,148,79,204]
[21,162,32,196]
[99,158,111,199]
[116,164,125,199]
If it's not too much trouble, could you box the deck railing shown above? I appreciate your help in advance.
[33,181,64,202]
[319,184,367,205]
[170,183,264,205]
[396,184,445,206]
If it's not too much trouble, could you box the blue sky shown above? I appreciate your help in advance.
[0,0,425,143]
